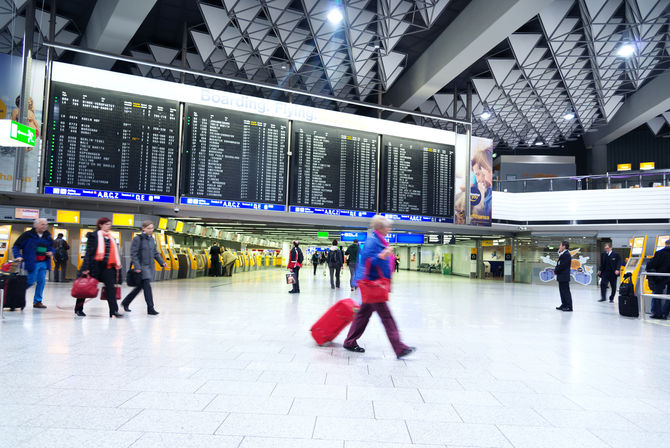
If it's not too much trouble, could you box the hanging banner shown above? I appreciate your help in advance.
[454,135,493,226]
[0,54,46,193]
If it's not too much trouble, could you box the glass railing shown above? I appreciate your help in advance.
[494,169,670,192]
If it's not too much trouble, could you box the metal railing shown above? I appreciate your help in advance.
[638,272,670,321]
[494,169,670,193]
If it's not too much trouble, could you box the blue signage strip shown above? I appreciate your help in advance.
[180,197,286,212]
[45,186,175,203]
[382,213,453,223]
[340,232,368,242]
[340,232,424,244]
[290,206,375,218]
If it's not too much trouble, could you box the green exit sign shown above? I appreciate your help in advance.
[0,120,36,147]
[317,231,329,238]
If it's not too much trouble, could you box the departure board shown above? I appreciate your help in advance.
[44,82,179,201]
[380,136,455,219]
[181,105,288,206]
[290,122,378,215]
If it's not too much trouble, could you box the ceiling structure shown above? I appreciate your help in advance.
[2,0,670,149]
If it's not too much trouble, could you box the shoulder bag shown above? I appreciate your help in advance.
[357,260,391,304]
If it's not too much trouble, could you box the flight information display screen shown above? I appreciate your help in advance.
[290,122,378,217]
[44,82,179,202]
[380,136,455,220]
[181,105,288,209]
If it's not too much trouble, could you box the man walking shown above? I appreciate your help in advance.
[555,241,573,312]
[345,239,360,291]
[327,239,344,289]
[209,243,221,276]
[598,243,622,302]
[53,233,70,282]
[12,218,54,309]
[649,239,670,320]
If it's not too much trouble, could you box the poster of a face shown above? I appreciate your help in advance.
[454,135,493,226]
[0,54,46,193]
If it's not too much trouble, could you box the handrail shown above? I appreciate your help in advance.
[638,271,670,321]
[494,169,670,192]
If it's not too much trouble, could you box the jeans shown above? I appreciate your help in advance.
[329,266,341,288]
[122,278,155,311]
[291,267,300,292]
[348,263,357,289]
[344,302,409,356]
[650,280,670,317]
[27,261,48,303]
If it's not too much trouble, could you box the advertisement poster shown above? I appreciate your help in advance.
[454,135,493,226]
[0,54,45,193]
[538,248,594,286]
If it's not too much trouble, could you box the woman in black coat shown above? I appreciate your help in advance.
[77,217,124,318]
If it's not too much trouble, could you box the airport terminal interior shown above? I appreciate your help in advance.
[1,0,670,447]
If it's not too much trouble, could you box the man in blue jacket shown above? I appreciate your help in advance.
[597,243,622,303]
[554,241,573,312]
[12,218,54,309]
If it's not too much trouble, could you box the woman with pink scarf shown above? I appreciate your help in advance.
[343,215,415,359]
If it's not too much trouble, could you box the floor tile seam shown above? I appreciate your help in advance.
[528,407,555,428]
[403,418,414,444]
[494,423,517,448]
[115,408,145,431]
[115,391,143,408]
[417,387,427,404]
[199,392,221,412]
[449,403,465,423]
[125,430,146,448]
[286,397,296,415]
[212,411,231,435]
[311,415,318,439]
[585,426,616,448]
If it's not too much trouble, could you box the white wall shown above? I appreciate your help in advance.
[442,242,475,276]
[493,188,670,222]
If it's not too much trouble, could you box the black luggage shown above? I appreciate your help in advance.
[618,273,639,318]
[1,273,28,310]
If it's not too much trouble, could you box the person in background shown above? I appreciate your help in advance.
[311,251,320,276]
[343,215,414,359]
[555,241,573,312]
[222,246,237,277]
[319,251,327,277]
[345,239,360,291]
[53,233,70,282]
[288,240,303,294]
[78,217,123,318]
[121,221,165,315]
[209,242,221,277]
[395,256,400,272]
[12,218,54,308]
[327,239,344,289]
[649,239,670,320]
[597,243,622,303]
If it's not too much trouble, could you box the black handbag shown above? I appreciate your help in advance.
[126,236,144,287]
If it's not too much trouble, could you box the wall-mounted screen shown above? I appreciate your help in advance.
[380,136,455,221]
[289,122,378,218]
[180,104,287,211]
[44,82,179,203]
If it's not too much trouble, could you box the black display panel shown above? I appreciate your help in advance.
[181,105,288,205]
[380,136,455,218]
[45,82,179,198]
[290,122,378,213]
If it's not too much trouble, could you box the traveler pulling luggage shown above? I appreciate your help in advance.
[311,298,359,345]
[618,272,639,318]
[0,260,28,312]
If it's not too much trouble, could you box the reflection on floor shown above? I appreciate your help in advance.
[1,269,669,448]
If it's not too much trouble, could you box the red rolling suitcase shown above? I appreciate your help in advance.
[311,299,358,346]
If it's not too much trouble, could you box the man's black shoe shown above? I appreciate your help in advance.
[598,299,606,302]
[344,345,365,353]
[556,305,565,310]
[650,314,665,319]
[562,308,573,312]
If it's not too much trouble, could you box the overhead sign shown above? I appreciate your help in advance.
[481,240,494,246]
[317,231,329,238]
[56,210,80,223]
[0,120,36,147]
[639,162,655,170]
[112,213,134,227]
[617,163,632,171]
[158,217,168,230]
[14,208,39,220]
[340,232,367,242]
[175,221,184,233]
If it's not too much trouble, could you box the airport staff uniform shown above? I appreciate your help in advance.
[555,249,573,311]
[209,245,222,276]
[599,250,622,302]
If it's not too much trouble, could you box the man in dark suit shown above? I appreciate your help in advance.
[597,243,622,303]
[555,241,573,312]
[648,239,670,319]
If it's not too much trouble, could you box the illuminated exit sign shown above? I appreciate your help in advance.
[0,120,36,147]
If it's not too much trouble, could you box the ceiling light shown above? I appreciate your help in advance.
[327,8,344,24]
[563,112,575,120]
[617,43,635,58]
[535,141,544,146]
[480,111,491,120]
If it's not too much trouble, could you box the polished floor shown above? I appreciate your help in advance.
[1,267,669,448]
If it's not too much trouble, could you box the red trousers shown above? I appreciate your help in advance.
[344,302,408,356]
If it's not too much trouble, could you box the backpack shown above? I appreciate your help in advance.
[55,239,69,262]
[619,272,634,297]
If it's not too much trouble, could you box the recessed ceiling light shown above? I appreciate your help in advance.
[563,112,575,120]
[535,141,544,146]
[480,111,491,120]
[617,43,635,58]
[327,8,344,24]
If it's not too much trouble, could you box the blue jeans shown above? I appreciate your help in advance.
[27,261,48,303]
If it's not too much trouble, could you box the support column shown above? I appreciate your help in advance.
[13,0,35,192]
[591,144,608,174]
[465,83,473,225]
